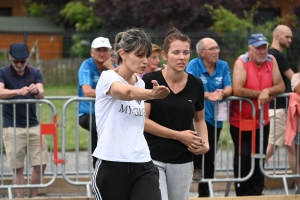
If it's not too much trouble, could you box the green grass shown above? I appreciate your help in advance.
[41,85,89,151]
[218,121,234,150]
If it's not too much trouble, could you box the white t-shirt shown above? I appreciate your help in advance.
[93,70,151,162]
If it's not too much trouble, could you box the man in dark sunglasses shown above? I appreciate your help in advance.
[0,42,49,198]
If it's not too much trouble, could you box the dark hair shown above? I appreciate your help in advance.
[163,27,191,53]
[114,28,152,64]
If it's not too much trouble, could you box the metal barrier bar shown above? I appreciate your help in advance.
[189,93,300,197]
[193,96,257,198]
[2,94,300,198]
[259,93,300,195]
[0,99,63,199]
[61,97,95,197]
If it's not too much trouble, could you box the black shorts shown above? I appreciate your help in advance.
[92,159,161,200]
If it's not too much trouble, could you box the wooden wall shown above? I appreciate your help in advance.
[0,0,27,16]
[0,33,63,60]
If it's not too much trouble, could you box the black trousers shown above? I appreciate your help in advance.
[194,123,222,197]
[92,159,161,200]
[230,123,269,196]
[79,114,97,168]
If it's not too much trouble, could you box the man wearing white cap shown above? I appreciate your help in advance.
[230,33,285,196]
[78,37,116,168]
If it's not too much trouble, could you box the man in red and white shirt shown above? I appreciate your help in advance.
[230,33,285,196]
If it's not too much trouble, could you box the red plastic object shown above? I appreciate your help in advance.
[239,111,256,155]
[40,115,65,164]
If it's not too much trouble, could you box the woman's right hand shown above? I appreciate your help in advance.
[150,80,170,99]
[177,130,203,148]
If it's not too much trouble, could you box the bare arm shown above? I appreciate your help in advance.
[205,91,223,101]
[283,68,294,81]
[82,84,96,97]
[205,84,232,101]
[232,59,260,98]
[256,58,285,107]
[144,103,185,139]
[205,87,231,101]
[0,82,44,99]
[103,57,116,70]
[205,91,220,101]
[144,102,203,146]
[223,85,233,98]
[0,82,20,99]
[189,109,209,155]
[269,57,285,96]
[31,83,44,99]
[108,80,170,101]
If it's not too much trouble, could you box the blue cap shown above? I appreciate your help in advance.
[248,33,269,47]
[9,43,29,59]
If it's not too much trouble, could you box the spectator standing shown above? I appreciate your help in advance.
[92,28,170,200]
[0,43,48,198]
[78,37,116,168]
[230,33,285,196]
[266,25,294,162]
[186,37,232,197]
[143,28,209,200]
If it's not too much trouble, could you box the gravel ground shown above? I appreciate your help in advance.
[1,189,297,199]
[188,188,298,198]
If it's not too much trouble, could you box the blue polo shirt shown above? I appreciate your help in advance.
[0,65,42,127]
[78,58,118,116]
[186,58,232,128]
[78,58,99,116]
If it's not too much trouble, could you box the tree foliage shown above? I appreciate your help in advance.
[59,1,103,32]
[208,2,296,34]
[24,0,298,59]
[206,2,296,67]
[24,0,277,31]
[26,2,44,17]
[59,1,104,57]
[24,0,74,27]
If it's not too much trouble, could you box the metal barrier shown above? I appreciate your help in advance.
[2,95,300,198]
[259,93,300,195]
[192,94,300,197]
[38,96,76,176]
[6,96,96,197]
[0,99,64,199]
[264,93,291,171]
[192,96,257,197]
[60,97,95,197]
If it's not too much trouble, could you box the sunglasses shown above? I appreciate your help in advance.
[12,59,27,64]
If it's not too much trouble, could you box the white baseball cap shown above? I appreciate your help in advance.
[91,37,112,49]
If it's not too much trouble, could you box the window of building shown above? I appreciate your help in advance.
[0,8,12,16]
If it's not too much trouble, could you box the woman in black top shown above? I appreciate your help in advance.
[142,28,209,200]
